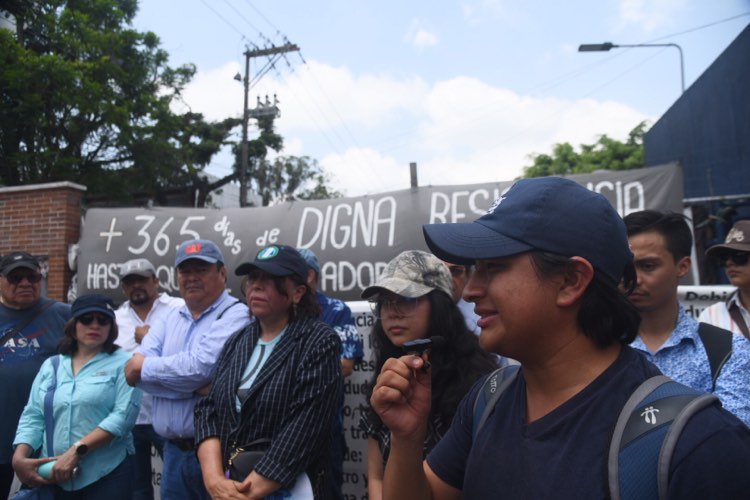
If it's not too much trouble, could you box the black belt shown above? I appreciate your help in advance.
[168,438,195,451]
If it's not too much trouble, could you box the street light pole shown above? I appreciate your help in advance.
[578,42,685,94]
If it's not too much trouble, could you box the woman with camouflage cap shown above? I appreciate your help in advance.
[361,250,496,500]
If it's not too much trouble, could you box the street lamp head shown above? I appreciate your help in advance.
[578,42,615,52]
[233,72,242,82]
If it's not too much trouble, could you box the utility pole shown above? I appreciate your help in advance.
[238,42,299,207]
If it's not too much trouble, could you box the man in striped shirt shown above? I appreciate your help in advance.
[698,220,750,339]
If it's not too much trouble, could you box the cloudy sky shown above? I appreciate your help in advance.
[133,0,749,199]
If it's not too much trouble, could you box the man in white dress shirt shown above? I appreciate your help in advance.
[115,258,184,500]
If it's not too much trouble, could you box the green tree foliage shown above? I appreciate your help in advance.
[254,156,343,206]
[1,0,341,207]
[522,121,649,178]
[1,1,187,192]
[238,115,342,206]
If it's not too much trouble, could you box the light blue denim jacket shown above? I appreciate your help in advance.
[14,349,141,490]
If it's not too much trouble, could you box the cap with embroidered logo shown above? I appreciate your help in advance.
[119,258,157,280]
[706,220,750,256]
[422,176,632,283]
[235,245,309,281]
[0,252,40,276]
[175,239,224,267]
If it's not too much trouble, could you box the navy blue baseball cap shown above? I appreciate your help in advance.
[235,245,309,281]
[175,239,224,267]
[71,294,116,320]
[422,177,632,283]
[0,252,40,275]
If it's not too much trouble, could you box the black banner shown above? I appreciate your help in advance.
[78,163,683,301]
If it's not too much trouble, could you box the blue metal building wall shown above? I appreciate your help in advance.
[644,24,750,199]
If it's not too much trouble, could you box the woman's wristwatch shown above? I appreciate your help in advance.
[72,440,89,457]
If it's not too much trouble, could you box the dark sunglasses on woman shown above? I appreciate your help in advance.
[721,251,750,267]
[78,314,112,326]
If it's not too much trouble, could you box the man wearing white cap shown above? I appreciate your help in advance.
[115,258,184,500]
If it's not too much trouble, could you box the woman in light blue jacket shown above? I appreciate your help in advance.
[12,294,141,499]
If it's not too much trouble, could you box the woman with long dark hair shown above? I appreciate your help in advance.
[12,294,141,499]
[362,250,496,500]
[195,245,342,499]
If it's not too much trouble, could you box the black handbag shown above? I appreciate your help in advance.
[227,438,272,481]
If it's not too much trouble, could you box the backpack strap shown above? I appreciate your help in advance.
[0,299,56,346]
[697,322,733,391]
[217,300,242,320]
[727,298,750,339]
[656,391,719,499]
[44,355,61,456]
[471,364,520,441]
[608,375,719,500]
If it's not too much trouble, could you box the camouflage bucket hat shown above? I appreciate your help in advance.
[361,250,453,300]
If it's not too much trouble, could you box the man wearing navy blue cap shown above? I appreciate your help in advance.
[0,251,71,499]
[125,240,250,499]
[370,177,750,499]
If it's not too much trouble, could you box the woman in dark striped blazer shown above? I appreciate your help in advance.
[195,245,342,499]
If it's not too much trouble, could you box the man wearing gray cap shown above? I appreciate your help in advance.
[0,251,71,499]
[115,258,184,500]
[124,240,250,500]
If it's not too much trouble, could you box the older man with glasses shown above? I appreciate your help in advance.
[699,220,750,339]
[0,251,71,498]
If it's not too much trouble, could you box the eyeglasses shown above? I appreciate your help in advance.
[369,297,421,318]
[78,314,112,326]
[4,273,42,285]
[721,252,750,267]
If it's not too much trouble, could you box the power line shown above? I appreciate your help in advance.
[647,12,750,43]
[297,51,366,152]
[364,13,750,157]
[241,0,286,38]
[198,0,249,41]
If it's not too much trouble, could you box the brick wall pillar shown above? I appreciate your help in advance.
[0,182,86,302]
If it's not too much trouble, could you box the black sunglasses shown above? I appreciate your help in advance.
[721,252,750,267]
[5,273,42,285]
[78,314,112,326]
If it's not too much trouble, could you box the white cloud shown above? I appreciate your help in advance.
[180,59,652,199]
[178,61,244,121]
[404,19,439,51]
[272,61,429,130]
[321,148,407,196]
[413,29,439,49]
